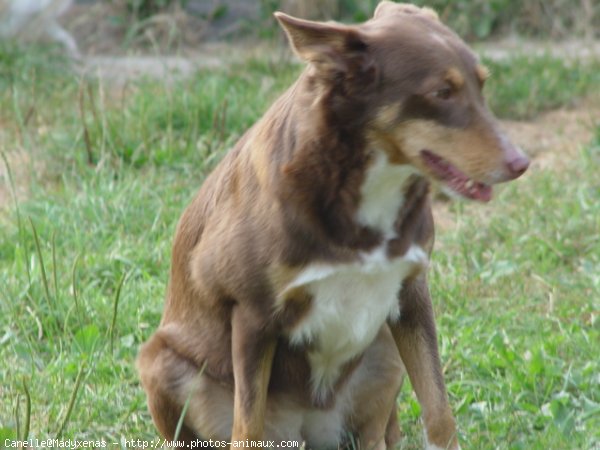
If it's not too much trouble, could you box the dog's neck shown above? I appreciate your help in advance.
[356,150,421,240]
[253,78,427,252]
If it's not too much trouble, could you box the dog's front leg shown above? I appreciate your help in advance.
[390,276,460,450]
[231,306,277,446]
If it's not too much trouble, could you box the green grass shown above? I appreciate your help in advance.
[483,55,600,120]
[0,43,599,449]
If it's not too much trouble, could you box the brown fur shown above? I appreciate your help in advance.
[138,3,528,449]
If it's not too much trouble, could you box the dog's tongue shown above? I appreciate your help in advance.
[421,150,492,202]
[449,176,492,202]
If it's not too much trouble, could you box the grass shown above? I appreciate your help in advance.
[483,55,600,120]
[0,41,599,449]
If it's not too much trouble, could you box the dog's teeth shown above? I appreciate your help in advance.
[465,179,474,189]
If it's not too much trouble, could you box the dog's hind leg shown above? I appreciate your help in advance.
[348,325,405,450]
[384,406,403,450]
[137,331,201,443]
[229,307,278,444]
[138,325,304,445]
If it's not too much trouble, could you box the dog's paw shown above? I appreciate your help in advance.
[424,431,461,450]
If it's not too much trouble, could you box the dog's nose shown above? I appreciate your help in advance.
[506,154,530,178]
[498,132,529,180]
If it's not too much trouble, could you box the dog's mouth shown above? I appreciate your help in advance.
[420,150,492,202]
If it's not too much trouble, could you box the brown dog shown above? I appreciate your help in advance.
[137,2,529,449]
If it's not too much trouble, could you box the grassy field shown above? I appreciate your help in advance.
[0,42,599,449]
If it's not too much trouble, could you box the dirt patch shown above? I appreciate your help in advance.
[477,38,600,62]
[503,95,600,171]
[82,54,202,86]
[76,41,279,89]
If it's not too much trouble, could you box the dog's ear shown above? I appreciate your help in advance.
[374,2,439,21]
[374,1,399,18]
[274,12,374,80]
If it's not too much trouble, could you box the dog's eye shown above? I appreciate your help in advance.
[434,87,453,100]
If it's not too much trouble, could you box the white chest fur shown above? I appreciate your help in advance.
[357,151,418,237]
[284,152,428,400]
[287,245,427,399]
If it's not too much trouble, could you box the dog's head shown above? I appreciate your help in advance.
[275,1,528,202]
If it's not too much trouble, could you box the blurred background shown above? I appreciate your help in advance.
[22,0,600,53]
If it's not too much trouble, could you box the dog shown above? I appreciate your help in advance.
[0,0,79,57]
[138,2,529,449]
